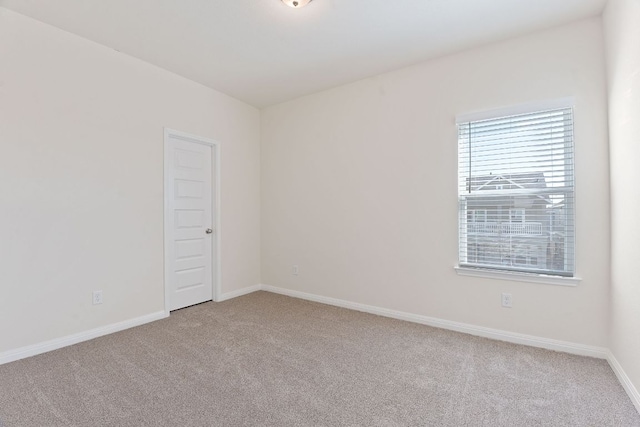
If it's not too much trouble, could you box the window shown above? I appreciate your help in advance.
[457,103,575,277]
[509,209,525,223]
[470,209,487,222]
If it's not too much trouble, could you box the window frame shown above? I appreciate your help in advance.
[454,99,580,286]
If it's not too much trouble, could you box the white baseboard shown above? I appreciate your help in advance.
[0,283,612,363]
[0,311,167,365]
[607,351,640,414]
[0,283,266,365]
[260,284,640,414]
[260,284,609,359]
[4,283,637,416]
[217,284,263,302]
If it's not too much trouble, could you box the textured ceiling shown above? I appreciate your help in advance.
[0,0,607,107]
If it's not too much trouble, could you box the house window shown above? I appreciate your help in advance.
[470,210,487,222]
[457,102,575,277]
[509,209,525,223]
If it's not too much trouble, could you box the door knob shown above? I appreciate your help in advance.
[205,228,213,234]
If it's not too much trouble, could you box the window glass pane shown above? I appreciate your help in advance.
[458,106,575,277]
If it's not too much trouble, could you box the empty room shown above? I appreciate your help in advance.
[0,0,639,425]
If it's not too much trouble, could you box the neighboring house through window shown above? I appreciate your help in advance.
[457,100,575,277]
[509,209,525,223]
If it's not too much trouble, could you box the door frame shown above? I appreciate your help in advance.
[163,128,221,316]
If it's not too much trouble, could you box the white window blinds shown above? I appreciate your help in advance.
[457,106,575,277]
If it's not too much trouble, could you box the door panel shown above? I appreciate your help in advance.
[165,135,214,311]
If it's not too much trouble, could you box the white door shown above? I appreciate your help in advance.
[165,131,215,311]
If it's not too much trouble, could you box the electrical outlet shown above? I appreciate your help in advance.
[93,290,103,305]
[292,265,299,275]
[501,293,512,308]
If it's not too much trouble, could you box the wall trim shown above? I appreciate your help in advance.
[225,285,639,414]
[3,284,637,416]
[456,97,575,124]
[260,284,608,359]
[218,284,263,302]
[454,266,581,287]
[0,311,167,365]
[607,351,640,414]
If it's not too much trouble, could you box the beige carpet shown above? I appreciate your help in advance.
[0,291,638,426]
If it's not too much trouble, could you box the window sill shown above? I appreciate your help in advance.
[454,266,581,287]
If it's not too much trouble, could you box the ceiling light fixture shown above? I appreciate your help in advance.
[282,0,312,8]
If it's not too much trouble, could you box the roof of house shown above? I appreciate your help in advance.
[468,172,547,192]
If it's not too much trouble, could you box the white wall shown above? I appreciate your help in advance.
[261,18,610,347]
[0,8,261,354]
[0,5,618,365]
[603,0,640,404]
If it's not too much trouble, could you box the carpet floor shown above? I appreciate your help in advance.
[0,291,638,426]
